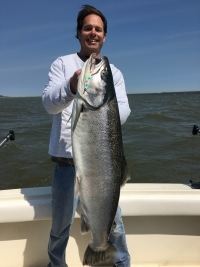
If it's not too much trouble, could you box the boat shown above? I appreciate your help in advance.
[0,183,200,267]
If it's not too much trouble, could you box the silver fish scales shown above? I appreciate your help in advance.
[71,53,128,266]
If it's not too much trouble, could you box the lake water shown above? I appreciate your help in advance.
[0,92,200,189]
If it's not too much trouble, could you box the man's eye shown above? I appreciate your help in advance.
[95,27,103,32]
[83,26,92,31]
[82,25,103,32]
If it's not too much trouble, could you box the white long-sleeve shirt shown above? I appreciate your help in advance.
[42,53,131,158]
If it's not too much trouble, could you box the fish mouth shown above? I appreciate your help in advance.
[82,53,106,95]
[78,53,108,108]
[87,53,105,75]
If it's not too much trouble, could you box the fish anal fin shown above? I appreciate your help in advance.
[81,214,90,234]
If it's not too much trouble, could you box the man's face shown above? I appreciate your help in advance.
[78,14,106,57]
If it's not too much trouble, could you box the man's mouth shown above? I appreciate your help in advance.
[87,39,98,45]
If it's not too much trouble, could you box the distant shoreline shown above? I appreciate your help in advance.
[0,90,199,98]
[131,90,200,96]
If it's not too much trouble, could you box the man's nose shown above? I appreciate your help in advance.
[90,27,96,35]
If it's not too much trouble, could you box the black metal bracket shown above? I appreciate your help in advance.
[0,130,15,148]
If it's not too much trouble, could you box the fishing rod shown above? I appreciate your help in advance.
[192,125,200,135]
[0,130,15,148]
[191,124,200,188]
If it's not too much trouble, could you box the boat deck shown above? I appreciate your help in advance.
[134,266,200,267]
[0,184,200,267]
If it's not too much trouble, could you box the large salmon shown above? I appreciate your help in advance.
[71,53,128,266]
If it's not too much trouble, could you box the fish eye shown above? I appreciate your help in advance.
[100,68,108,80]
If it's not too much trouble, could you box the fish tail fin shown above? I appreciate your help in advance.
[83,243,116,266]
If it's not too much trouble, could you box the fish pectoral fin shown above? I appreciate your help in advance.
[81,214,90,234]
[71,97,84,131]
[83,243,116,266]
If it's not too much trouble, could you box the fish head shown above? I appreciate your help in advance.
[77,53,114,108]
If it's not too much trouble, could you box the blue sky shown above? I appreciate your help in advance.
[0,0,199,96]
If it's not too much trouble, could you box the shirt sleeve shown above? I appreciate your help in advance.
[112,67,131,125]
[42,57,75,114]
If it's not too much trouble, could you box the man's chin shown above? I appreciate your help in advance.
[87,47,100,55]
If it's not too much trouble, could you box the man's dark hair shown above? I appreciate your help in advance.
[76,5,107,39]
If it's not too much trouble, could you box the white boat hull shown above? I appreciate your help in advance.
[0,183,200,267]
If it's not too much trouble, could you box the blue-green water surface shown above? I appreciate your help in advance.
[0,92,200,189]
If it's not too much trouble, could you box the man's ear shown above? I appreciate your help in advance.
[77,31,80,40]
[103,35,106,43]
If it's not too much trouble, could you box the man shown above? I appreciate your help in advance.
[42,5,131,267]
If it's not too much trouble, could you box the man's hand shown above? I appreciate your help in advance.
[70,69,81,94]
